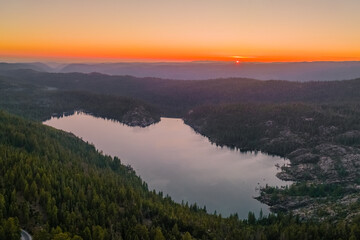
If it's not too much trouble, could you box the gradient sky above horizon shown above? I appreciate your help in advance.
[1,0,360,62]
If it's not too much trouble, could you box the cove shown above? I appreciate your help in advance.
[44,112,290,218]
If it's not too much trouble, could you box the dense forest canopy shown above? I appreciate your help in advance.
[184,103,360,156]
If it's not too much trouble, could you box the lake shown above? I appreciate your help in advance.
[44,112,290,218]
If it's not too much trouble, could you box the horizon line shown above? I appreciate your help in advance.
[2,59,360,64]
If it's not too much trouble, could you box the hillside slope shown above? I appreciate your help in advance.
[2,111,360,239]
[1,69,360,116]
[0,75,160,126]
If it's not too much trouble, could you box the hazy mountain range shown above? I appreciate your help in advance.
[1,68,360,116]
[1,61,360,81]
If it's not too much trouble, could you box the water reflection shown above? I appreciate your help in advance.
[44,112,290,218]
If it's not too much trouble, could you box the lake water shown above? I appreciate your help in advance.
[44,112,290,218]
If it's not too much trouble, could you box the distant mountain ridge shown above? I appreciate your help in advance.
[59,61,360,81]
[1,69,360,116]
[2,61,360,81]
[0,62,54,72]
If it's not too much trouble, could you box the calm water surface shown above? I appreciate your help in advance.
[44,112,290,218]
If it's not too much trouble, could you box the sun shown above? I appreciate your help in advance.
[236,60,240,64]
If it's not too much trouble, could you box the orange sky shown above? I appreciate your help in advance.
[1,0,360,62]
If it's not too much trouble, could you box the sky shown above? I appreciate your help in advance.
[1,0,360,62]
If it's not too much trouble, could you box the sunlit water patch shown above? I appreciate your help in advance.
[44,112,291,218]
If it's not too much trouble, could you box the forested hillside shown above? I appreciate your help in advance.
[185,103,360,156]
[1,69,360,116]
[3,111,360,239]
[0,75,160,126]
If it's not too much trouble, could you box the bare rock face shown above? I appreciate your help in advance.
[282,163,318,180]
[318,156,335,173]
[338,130,360,139]
[292,153,320,165]
[319,125,338,136]
[315,143,348,156]
[266,129,305,153]
[122,106,157,127]
[288,148,311,158]
[282,144,360,182]
[276,171,296,181]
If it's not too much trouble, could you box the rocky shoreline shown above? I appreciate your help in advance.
[49,106,160,128]
[121,106,159,127]
[256,139,360,220]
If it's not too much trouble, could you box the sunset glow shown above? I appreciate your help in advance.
[1,0,360,62]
